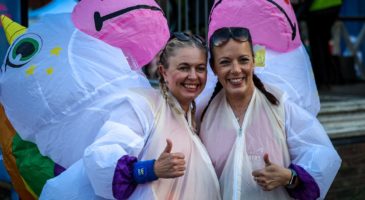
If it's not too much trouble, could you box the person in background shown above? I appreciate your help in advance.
[298,0,343,88]
[200,27,341,200]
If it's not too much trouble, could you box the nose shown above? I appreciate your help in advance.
[188,68,197,79]
[231,61,241,74]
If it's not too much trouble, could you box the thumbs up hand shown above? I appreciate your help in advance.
[252,153,293,191]
[154,139,186,178]
[263,153,272,167]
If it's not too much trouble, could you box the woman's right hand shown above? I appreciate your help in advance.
[154,139,186,178]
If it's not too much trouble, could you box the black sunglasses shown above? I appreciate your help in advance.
[210,27,251,47]
[170,32,206,47]
[159,32,207,64]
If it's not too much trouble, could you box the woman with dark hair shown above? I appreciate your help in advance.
[200,27,341,200]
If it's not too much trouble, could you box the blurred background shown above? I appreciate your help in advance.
[0,0,364,199]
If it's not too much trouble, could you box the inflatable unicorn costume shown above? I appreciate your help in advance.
[0,0,169,199]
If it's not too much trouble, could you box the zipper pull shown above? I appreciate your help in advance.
[239,127,242,136]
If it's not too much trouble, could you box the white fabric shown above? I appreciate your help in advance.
[84,89,220,199]
[201,88,291,199]
[284,98,341,199]
[0,13,151,168]
[255,44,320,116]
[42,88,221,199]
[195,63,217,125]
[200,87,341,200]
[40,160,107,200]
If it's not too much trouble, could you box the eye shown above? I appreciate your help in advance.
[196,65,206,73]
[6,33,42,68]
[239,57,249,64]
[218,59,230,66]
[178,65,190,72]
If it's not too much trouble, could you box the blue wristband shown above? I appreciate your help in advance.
[133,159,158,184]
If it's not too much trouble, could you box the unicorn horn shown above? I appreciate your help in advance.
[1,15,27,45]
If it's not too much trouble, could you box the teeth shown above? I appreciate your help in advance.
[184,84,197,89]
[229,78,243,84]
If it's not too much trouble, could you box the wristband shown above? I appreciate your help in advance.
[133,159,158,184]
[286,168,298,189]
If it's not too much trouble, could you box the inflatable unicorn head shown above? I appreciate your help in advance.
[0,0,169,169]
[209,0,320,115]
[72,0,170,70]
[0,13,148,168]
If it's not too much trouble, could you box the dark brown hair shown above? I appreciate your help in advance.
[202,28,279,121]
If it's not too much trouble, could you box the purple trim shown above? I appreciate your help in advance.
[112,155,138,200]
[54,163,66,176]
[286,163,320,200]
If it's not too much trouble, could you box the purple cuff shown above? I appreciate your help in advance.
[286,163,320,200]
[54,163,66,176]
[112,155,138,200]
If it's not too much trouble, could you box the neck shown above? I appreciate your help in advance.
[180,103,190,113]
[175,97,191,113]
[226,89,254,121]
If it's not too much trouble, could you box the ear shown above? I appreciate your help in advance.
[158,65,167,80]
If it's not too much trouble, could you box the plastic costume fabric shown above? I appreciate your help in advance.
[200,87,341,199]
[42,89,221,199]
[0,12,152,168]
[208,0,320,115]
[0,15,59,199]
[0,0,171,198]
[0,0,219,199]
[71,0,170,70]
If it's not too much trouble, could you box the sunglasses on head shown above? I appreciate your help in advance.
[159,32,207,64]
[170,32,206,47]
[210,27,251,47]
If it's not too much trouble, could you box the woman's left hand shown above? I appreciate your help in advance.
[251,153,292,191]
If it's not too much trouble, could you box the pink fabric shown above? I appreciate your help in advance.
[208,0,301,52]
[72,0,169,70]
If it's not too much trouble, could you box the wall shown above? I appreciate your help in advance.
[326,136,365,200]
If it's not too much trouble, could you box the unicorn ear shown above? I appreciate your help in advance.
[1,15,27,45]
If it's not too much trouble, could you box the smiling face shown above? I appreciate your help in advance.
[160,46,207,111]
[212,39,255,99]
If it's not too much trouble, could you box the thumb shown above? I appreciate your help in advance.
[263,153,271,166]
[162,139,173,153]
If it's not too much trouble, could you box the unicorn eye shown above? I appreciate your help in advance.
[6,33,42,68]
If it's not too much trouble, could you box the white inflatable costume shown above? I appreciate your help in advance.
[0,0,220,199]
